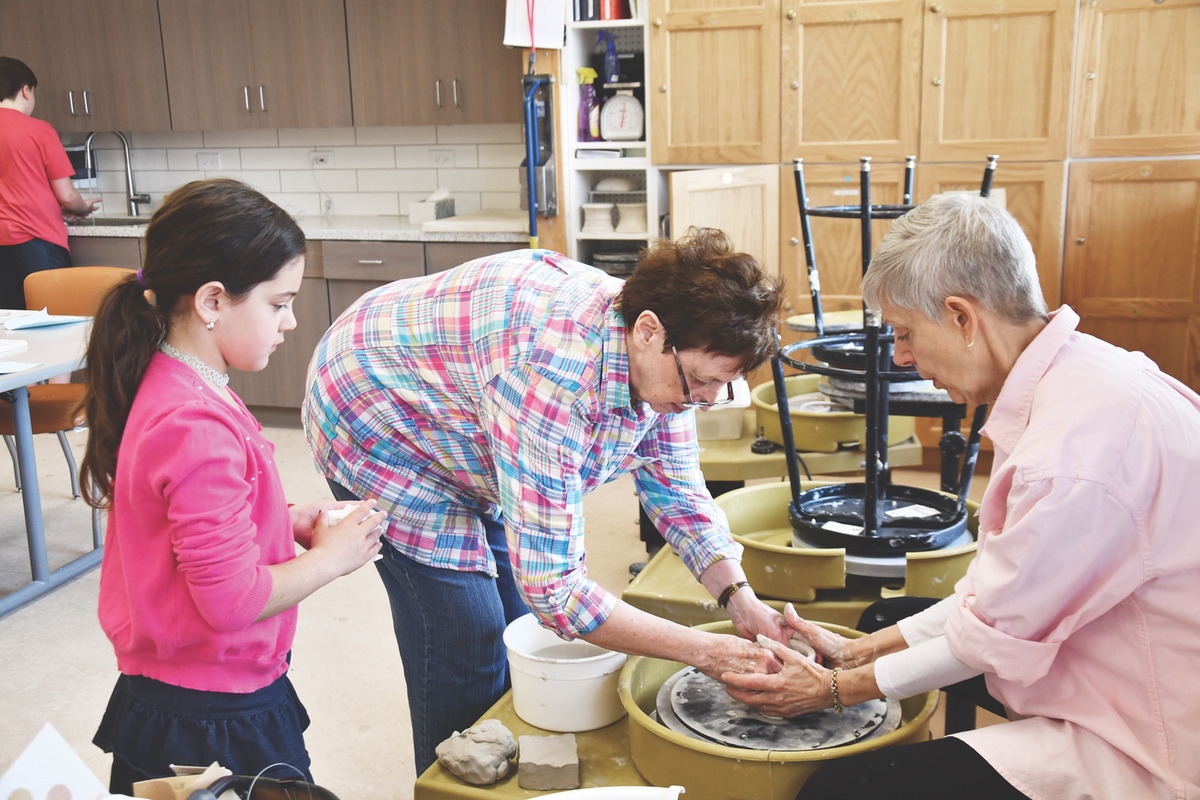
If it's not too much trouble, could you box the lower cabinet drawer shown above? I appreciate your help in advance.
[322,241,424,281]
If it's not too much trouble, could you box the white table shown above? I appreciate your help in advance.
[0,318,96,618]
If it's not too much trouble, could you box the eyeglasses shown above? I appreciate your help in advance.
[670,344,735,408]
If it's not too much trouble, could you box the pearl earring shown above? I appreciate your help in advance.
[206,320,215,330]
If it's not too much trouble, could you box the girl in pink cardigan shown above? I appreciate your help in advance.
[78,179,385,795]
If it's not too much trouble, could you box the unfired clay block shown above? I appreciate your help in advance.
[434,719,516,785]
[518,734,580,791]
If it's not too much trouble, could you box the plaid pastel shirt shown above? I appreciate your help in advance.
[302,249,741,637]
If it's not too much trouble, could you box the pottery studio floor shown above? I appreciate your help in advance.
[0,419,998,799]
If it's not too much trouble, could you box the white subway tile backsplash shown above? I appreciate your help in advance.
[273,193,324,217]
[277,127,358,147]
[330,192,401,216]
[202,129,281,148]
[98,124,520,222]
[356,126,438,146]
[132,131,204,149]
[325,146,397,170]
[477,144,525,168]
[357,169,439,193]
[437,124,522,144]
[280,170,359,193]
[438,168,519,193]
[240,147,316,170]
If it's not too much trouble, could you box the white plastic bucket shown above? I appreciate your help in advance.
[503,614,628,732]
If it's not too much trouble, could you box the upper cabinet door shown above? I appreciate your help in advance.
[346,0,442,126]
[0,0,170,133]
[159,0,259,131]
[649,0,781,164]
[782,0,922,164]
[346,0,522,127]
[1071,0,1200,157]
[249,0,352,129]
[160,0,350,131]
[70,0,171,131]
[920,0,1076,162]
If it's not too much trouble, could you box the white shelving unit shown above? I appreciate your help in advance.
[559,11,665,271]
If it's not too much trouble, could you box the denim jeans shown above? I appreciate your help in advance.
[326,480,530,774]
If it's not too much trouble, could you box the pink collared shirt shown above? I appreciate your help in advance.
[941,306,1200,799]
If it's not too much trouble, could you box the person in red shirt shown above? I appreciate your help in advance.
[0,56,100,309]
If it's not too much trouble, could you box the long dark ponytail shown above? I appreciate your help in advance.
[80,179,305,508]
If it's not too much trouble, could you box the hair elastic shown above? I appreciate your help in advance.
[135,268,147,289]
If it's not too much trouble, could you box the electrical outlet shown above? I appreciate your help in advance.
[428,148,455,167]
[197,152,221,170]
[310,150,335,169]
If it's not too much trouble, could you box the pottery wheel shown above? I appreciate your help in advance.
[657,667,900,751]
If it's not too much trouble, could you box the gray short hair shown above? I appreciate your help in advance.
[861,192,1047,324]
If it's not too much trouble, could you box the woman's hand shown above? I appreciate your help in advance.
[782,603,871,668]
[694,630,783,681]
[721,634,833,718]
[726,589,789,647]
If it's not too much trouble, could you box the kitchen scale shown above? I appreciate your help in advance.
[600,86,644,141]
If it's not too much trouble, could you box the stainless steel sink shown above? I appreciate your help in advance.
[77,217,153,227]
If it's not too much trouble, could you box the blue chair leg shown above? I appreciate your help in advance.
[3,434,21,492]
[56,430,81,499]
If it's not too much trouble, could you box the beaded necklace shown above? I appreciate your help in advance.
[159,341,229,388]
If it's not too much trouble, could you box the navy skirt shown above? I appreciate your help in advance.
[93,671,313,795]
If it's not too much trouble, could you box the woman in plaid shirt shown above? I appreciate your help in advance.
[303,228,788,771]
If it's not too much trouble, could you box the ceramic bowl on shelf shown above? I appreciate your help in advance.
[615,202,648,233]
[581,202,616,234]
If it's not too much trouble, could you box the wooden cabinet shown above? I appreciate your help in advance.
[0,0,170,132]
[1071,0,1200,157]
[669,165,780,282]
[68,237,143,269]
[324,241,425,321]
[424,242,516,274]
[648,0,781,164]
[918,161,1066,308]
[158,0,352,131]
[919,0,1076,162]
[345,0,523,127]
[782,0,922,164]
[1063,160,1200,393]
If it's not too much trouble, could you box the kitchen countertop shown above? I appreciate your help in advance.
[67,211,530,244]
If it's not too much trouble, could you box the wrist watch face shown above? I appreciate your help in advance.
[600,94,644,141]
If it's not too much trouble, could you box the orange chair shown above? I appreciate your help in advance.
[1,267,135,545]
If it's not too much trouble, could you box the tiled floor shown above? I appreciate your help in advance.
[0,419,991,798]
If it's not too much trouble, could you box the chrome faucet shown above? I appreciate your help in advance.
[83,131,151,217]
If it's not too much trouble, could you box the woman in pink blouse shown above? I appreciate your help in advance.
[723,192,1200,800]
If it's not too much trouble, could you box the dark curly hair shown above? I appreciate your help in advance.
[615,227,784,373]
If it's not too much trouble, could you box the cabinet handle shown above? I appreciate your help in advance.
[1075,238,1085,245]
[789,237,799,245]
[453,78,460,107]
[435,79,442,108]
[356,259,386,265]
[786,9,796,19]
[930,2,942,10]
[791,80,800,90]
[82,89,91,116]
[659,84,667,93]
[1085,71,1096,80]
[931,77,943,86]
[244,86,252,112]
[259,85,267,111]
[68,90,77,116]
[653,17,662,26]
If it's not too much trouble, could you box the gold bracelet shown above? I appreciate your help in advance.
[830,667,844,717]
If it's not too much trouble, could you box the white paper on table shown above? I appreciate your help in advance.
[0,360,44,373]
[0,722,109,800]
[503,0,566,49]
[0,338,28,356]
[3,308,90,330]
